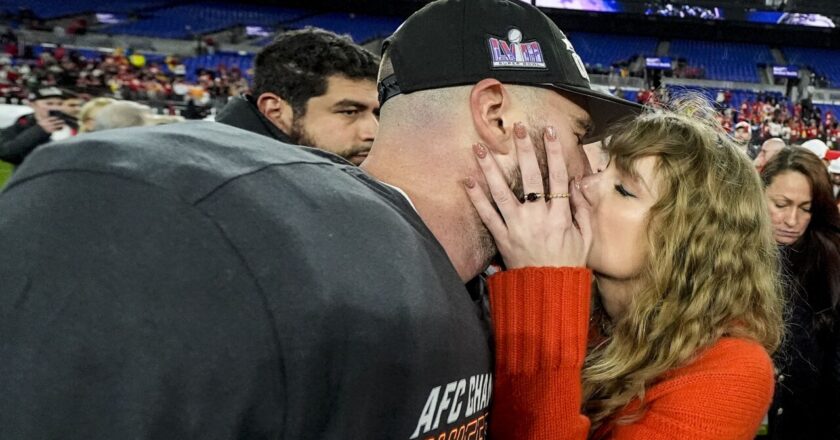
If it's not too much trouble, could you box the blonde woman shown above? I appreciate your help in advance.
[464,101,785,439]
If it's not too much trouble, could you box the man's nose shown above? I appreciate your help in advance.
[358,113,378,142]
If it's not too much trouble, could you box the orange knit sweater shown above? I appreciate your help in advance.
[487,267,775,440]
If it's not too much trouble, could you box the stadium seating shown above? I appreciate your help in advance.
[102,4,307,39]
[619,89,638,103]
[100,4,400,44]
[666,85,785,112]
[782,46,840,88]
[815,103,840,119]
[29,44,244,82]
[283,13,403,44]
[34,46,106,61]
[182,53,254,81]
[32,45,167,66]
[0,0,167,19]
[567,32,658,68]
[669,39,774,83]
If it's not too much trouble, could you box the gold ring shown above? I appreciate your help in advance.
[546,193,570,200]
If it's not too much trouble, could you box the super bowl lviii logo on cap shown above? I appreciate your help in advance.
[488,28,546,69]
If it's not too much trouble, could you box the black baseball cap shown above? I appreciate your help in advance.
[29,87,67,101]
[379,0,642,143]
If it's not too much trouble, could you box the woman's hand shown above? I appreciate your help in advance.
[464,122,592,269]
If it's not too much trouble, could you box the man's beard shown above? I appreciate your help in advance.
[289,116,372,163]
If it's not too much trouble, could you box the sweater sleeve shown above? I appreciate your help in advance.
[487,267,592,440]
[611,339,775,440]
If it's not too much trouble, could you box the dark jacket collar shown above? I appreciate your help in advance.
[215,95,293,144]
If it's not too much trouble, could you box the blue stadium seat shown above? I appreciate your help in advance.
[32,45,109,61]
[815,104,840,120]
[567,32,658,68]
[669,40,774,83]
[0,0,168,19]
[181,53,255,81]
[285,13,403,43]
[783,47,840,88]
[620,90,638,103]
[102,4,306,39]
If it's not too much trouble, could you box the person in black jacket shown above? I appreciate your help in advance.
[0,87,66,165]
[761,147,840,440]
[216,27,380,165]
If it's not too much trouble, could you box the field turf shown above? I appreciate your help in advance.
[0,161,12,188]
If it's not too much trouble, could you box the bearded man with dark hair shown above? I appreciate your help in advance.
[217,27,380,165]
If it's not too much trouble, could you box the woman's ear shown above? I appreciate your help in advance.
[256,92,295,134]
[469,79,514,154]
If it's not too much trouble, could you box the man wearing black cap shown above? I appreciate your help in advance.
[0,1,638,439]
[0,87,66,165]
[365,0,639,285]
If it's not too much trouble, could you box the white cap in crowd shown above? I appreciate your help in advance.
[801,139,829,159]
[828,158,840,175]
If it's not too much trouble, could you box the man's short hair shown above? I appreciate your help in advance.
[252,27,379,117]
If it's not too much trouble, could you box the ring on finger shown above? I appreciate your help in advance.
[546,193,570,200]
[522,192,544,203]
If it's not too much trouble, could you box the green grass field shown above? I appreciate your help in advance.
[0,161,13,188]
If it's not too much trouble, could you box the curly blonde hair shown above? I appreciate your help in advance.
[582,96,785,434]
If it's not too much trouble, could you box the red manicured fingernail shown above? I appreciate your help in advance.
[464,176,476,189]
[514,122,527,139]
[545,126,556,141]
[473,143,487,159]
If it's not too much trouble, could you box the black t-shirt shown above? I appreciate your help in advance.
[0,121,493,439]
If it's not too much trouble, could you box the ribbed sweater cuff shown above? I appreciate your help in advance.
[488,267,591,375]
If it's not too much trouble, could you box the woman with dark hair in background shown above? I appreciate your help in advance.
[761,147,840,440]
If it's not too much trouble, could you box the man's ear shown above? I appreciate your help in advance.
[469,78,513,154]
[256,93,295,133]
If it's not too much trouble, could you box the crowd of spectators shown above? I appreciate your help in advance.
[637,88,840,149]
[0,34,249,116]
[727,94,838,147]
